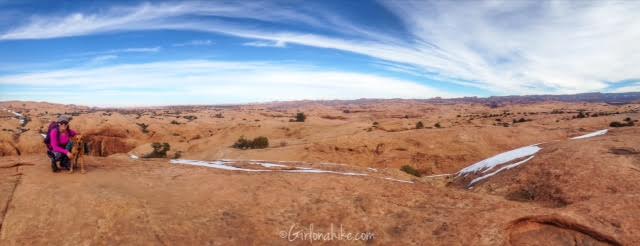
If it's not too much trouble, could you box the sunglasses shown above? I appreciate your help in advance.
[59,121,69,125]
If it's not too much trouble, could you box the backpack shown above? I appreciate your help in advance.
[43,121,60,150]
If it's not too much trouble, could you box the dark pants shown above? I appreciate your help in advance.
[48,142,74,172]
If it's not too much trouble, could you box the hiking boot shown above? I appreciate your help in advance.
[60,158,71,170]
[51,160,60,172]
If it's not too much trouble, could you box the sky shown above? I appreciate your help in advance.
[0,0,639,106]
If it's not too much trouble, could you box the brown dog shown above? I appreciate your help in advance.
[69,134,87,174]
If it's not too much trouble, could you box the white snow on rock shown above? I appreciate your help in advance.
[170,158,422,183]
[130,155,139,159]
[457,145,541,176]
[40,133,47,138]
[283,169,367,176]
[456,128,608,187]
[570,129,608,140]
[254,162,289,168]
[8,110,23,117]
[170,159,367,176]
[171,159,270,172]
[467,155,535,187]
[4,109,25,124]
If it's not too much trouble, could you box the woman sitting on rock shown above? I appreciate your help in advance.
[45,115,78,172]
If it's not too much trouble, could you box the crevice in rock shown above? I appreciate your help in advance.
[508,215,622,246]
[0,173,22,232]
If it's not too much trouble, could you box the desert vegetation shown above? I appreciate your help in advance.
[293,112,306,122]
[145,142,171,158]
[610,118,635,127]
[232,136,270,149]
[400,165,421,177]
[136,123,149,133]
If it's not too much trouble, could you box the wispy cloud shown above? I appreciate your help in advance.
[111,47,161,53]
[172,39,213,47]
[74,46,161,58]
[243,40,286,48]
[0,2,333,40]
[88,54,118,64]
[1,1,639,95]
[0,60,453,106]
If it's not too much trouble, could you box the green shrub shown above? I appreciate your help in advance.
[513,118,529,123]
[232,136,269,149]
[576,111,587,118]
[136,123,149,133]
[416,121,424,129]
[610,121,634,127]
[295,112,306,122]
[434,122,442,128]
[400,165,421,177]
[145,142,170,158]
[252,136,269,149]
[183,115,198,121]
[232,136,252,149]
[170,120,180,125]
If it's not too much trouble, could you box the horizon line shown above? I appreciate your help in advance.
[2,91,639,109]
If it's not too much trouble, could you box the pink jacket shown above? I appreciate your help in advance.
[50,129,77,155]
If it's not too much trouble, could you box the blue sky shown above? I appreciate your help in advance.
[0,0,639,106]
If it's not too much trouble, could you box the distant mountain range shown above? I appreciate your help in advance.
[2,92,639,109]
[263,92,640,108]
[467,92,640,105]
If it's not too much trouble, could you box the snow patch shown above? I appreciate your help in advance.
[40,133,47,138]
[170,159,367,176]
[283,169,367,176]
[8,110,23,117]
[570,129,608,140]
[467,155,535,187]
[457,145,541,176]
[130,155,139,159]
[254,162,289,168]
[4,109,25,124]
[171,159,271,172]
[171,159,425,183]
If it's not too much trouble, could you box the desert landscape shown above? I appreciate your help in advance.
[0,93,639,245]
[2,0,639,245]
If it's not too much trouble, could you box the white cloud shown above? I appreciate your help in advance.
[0,2,332,40]
[172,39,213,47]
[243,40,286,48]
[376,1,640,94]
[88,54,118,64]
[74,46,161,57]
[1,1,639,95]
[112,47,160,53]
[0,60,453,106]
